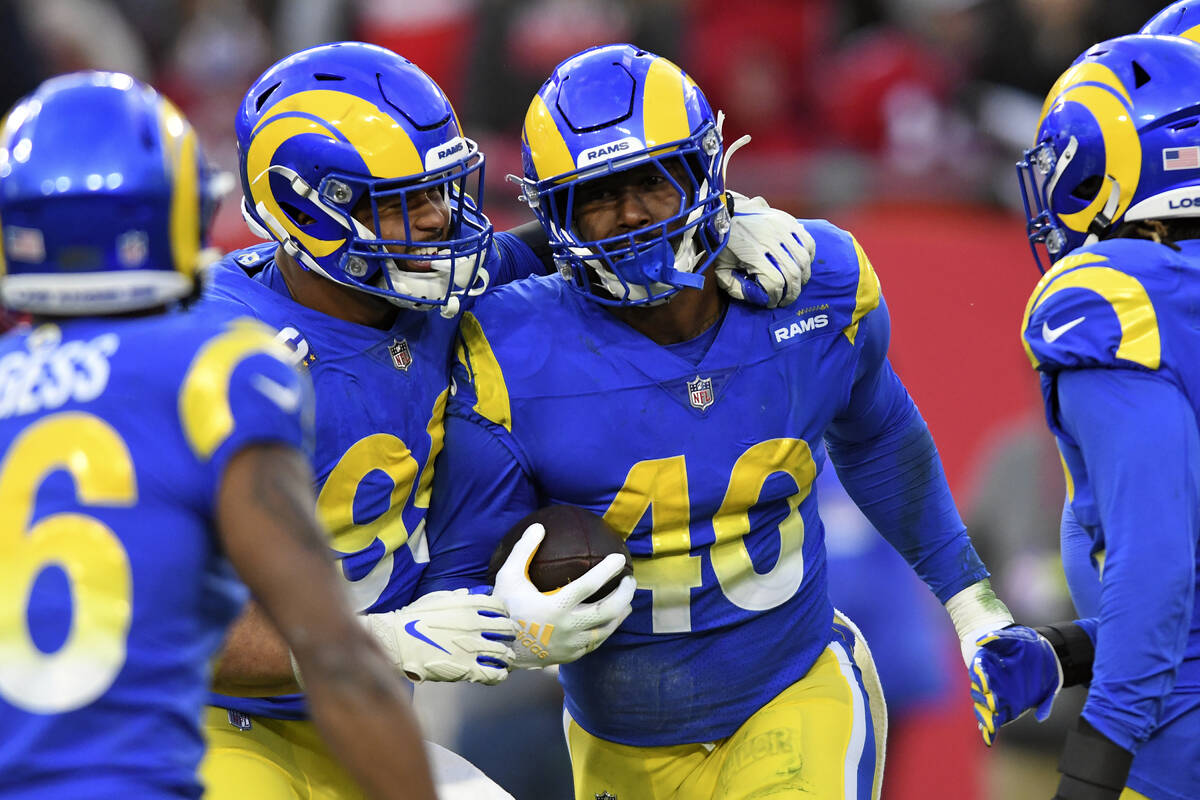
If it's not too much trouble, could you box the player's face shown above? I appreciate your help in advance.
[572,160,689,245]
[352,185,451,272]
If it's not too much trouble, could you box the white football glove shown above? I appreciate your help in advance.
[492,523,636,669]
[362,589,517,685]
[715,191,815,308]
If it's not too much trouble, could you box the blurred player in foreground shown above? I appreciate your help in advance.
[968,32,1200,800]
[197,41,814,800]
[0,72,435,800]
[421,43,1015,800]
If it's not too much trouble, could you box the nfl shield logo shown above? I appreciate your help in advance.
[687,375,714,410]
[116,230,149,268]
[388,338,413,371]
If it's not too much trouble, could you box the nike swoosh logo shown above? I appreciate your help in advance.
[403,619,450,654]
[1042,316,1086,343]
[251,374,302,413]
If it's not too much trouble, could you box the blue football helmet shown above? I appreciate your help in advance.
[0,72,220,314]
[237,42,491,315]
[515,44,732,306]
[1142,0,1200,42]
[1018,34,1200,272]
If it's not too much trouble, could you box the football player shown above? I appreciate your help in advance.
[0,73,435,800]
[199,41,817,800]
[420,44,1015,800]
[967,34,1200,800]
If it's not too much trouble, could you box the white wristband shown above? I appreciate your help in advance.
[944,578,1014,666]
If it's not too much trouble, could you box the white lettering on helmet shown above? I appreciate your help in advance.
[576,137,645,169]
[424,137,468,171]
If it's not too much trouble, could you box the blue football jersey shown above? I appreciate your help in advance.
[201,244,463,720]
[425,220,987,745]
[1022,238,1200,798]
[0,310,310,799]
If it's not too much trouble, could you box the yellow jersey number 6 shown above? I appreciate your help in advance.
[0,412,136,714]
[604,437,816,634]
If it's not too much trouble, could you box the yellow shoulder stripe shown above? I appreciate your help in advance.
[844,236,881,345]
[1057,448,1075,504]
[414,387,449,510]
[458,312,512,432]
[1021,254,1160,369]
[180,318,295,459]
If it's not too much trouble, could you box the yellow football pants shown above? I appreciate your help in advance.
[565,613,886,800]
[200,706,365,800]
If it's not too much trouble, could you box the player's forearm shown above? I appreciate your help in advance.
[210,600,300,696]
[828,381,987,601]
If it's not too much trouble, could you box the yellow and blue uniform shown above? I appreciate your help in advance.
[0,311,310,800]
[197,238,543,797]
[1022,238,1200,800]
[424,221,990,799]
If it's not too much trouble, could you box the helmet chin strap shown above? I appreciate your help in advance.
[252,199,342,284]
[1082,175,1123,246]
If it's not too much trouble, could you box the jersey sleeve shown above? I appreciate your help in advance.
[419,315,540,593]
[1021,252,1162,373]
[1055,367,1200,752]
[825,297,989,603]
[488,227,553,288]
[1060,494,1103,618]
[178,316,314,502]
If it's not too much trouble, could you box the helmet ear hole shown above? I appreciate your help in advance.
[254,82,281,111]
[278,201,317,227]
[1071,175,1104,201]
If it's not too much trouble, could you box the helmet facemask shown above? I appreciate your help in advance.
[519,124,730,306]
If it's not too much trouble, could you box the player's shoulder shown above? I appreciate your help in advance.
[1021,239,1183,372]
[775,219,881,337]
[461,273,567,345]
[199,243,281,321]
[175,312,308,460]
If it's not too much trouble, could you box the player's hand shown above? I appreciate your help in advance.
[715,191,814,308]
[492,523,636,668]
[362,589,517,685]
[970,625,1063,746]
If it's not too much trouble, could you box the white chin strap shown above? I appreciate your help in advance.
[570,234,700,306]
[376,253,490,318]
[1081,175,1123,247]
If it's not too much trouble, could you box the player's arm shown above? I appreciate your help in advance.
[824,297,1008,662]
[422,380,633,667]
[217,442,437,800]
[1060,494,1103,618]
[1054,367,1196,798]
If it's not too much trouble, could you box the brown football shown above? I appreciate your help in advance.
[487,505,634,602]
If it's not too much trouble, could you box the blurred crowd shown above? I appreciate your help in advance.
[0,2,1172,798]
[0,0,1167,239]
